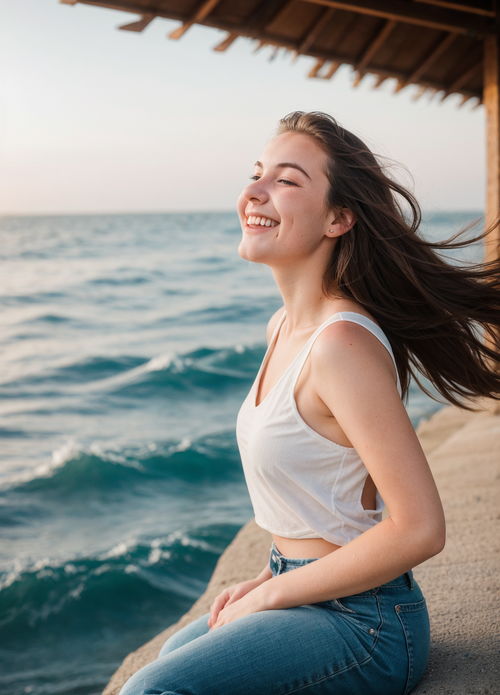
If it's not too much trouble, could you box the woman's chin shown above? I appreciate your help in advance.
[237,239,271,263]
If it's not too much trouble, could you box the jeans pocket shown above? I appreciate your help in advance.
[330,598,357,614]
[395,598,430,695]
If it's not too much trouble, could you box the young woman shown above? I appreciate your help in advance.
[119,111,499,695]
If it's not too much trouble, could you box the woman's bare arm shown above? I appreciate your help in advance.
[254,562,273,583]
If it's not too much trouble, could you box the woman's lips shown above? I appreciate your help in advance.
[244,221,280,233]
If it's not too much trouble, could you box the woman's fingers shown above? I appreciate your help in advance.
[208,590,230,626]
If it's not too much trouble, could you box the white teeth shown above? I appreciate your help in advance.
[247,215,278,227]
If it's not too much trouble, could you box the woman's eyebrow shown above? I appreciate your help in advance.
[254,160,311,181]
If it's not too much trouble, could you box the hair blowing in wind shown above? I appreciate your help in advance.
[276,111,500,410]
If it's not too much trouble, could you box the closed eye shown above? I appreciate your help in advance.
[249,176,297,186]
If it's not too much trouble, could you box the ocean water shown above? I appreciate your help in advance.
[0,210,484,695]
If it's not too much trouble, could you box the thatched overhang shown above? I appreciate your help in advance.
[59,0,499,259]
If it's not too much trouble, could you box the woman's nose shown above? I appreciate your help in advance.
[243,178,268,202]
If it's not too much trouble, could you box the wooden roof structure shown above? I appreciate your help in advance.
[60,0,499,261]
[60,1,495,105]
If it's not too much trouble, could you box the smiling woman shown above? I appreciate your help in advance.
[118,110,500,695]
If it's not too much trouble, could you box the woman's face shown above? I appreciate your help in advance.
[236,131,336,265]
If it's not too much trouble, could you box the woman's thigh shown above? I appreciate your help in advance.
[118,599,409,695]
[158,613,211,657]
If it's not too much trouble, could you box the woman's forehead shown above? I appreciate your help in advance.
[258,132,327,175]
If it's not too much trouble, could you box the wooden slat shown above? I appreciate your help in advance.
[400,32,457,89]
[118,13,154,32]
[168,0,222,40]
[412,0,495,18]
[246,0,295,33]
[308,58,327,77]
[253,39,267,53]
[411,85,428,101]
[440,59,483,100]
[323,59,342,79]
[355,19,396,71]
[352,70,367,87]
[213,31,238,51]
[301,0,496,36]
[295,7,335,58]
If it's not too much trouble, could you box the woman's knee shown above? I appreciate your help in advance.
[158,612,210,657]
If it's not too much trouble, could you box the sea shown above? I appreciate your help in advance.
[0,210,484,694]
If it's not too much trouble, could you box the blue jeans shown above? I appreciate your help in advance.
[119,541,430,695]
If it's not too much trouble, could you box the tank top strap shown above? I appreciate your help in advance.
[289,310,402,396]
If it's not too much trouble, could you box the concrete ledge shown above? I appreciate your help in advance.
[103,398,500,695]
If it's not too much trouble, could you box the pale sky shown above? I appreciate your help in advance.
[0,0,486,215]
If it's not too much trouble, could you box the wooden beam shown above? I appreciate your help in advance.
[458,93,478,107]
[323,59,342,79]
[59,0,483,101]
[295,7,336,58]
[355,19,396,72]
[118,13,154,32]
[411,85,429,101]
[308,58,327,77]
[301,0,496,36]
[213,32,238,52]
[412,1,495,18]
[395,32,457,93]
[372,74,389,88]
[247,0,295,33]
[253,39,267,53]
[352,71,368,87]
[483,29,500,263]
[440,59,483,101]
[168,0,222,40]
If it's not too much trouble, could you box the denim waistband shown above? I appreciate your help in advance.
[269,541,415,591]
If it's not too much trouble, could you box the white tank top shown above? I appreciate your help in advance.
[236,310,402,546]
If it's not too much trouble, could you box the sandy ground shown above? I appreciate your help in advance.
[103,397,500,695]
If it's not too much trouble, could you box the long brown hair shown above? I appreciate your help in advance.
[276,110,499,411]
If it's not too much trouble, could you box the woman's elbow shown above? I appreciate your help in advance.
[427,525,446,556]
[395,516,446,561]
[418,520,446,559]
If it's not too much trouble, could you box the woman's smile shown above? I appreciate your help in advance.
[244,218,280,234]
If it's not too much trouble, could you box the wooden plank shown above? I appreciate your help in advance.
[355,18,396,72]
[168,0,222,40]
[301,0,496,36]
[399,33,457,89]
[308,57,327,77]
[483,30,500,263]
[440,59,483,100]
[213,32,238,52]
[295,7,336,57]
[118,13,154,32]
[412,0,495,17]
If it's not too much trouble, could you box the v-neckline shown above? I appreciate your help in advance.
[253,310,289,409]
[253,310,343,409]
[252,309,392,409]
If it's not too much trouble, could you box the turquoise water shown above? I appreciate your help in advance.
[0,210,483,694]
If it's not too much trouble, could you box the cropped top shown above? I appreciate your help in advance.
[236,310,402,546]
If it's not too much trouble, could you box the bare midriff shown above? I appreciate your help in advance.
[272,534,342,559]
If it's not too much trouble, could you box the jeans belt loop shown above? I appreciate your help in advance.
[405,570,414,590]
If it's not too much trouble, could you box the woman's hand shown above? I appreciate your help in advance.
[207,577,267,630]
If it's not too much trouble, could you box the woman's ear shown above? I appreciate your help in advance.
[326,208,356,237]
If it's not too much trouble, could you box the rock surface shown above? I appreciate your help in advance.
[103,398,500,695]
